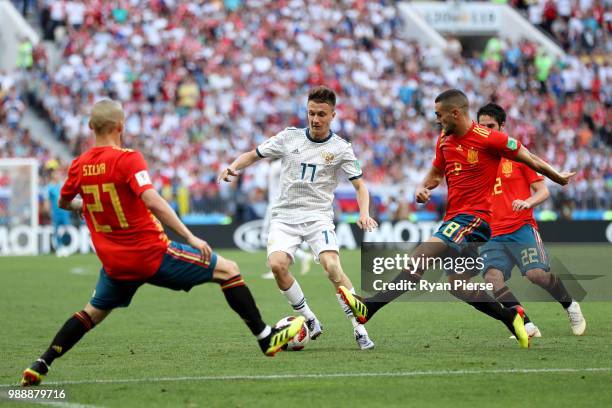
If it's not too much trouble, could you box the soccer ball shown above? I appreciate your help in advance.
[275,316,310,351]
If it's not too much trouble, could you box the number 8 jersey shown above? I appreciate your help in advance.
[61,146,169,280]
[432,122,522,224]
[256,127,362,225]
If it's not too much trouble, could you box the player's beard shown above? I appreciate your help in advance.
[441,122,455,136]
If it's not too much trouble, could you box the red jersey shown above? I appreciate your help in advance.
[432,122,522,224]
[490,159,543,236]
[61,146,169,280]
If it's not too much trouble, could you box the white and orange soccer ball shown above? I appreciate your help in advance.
[275,316,310,351]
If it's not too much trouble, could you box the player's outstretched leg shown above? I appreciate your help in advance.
[21,306,109,386]
[494,286,541,339]
[268,251,323,339]
[338,267,423,325]
[448,275,529,349]
[508,306,530,349]
[213,256,302,355]
[337,286,368,324]
[525,269,586,335]
[338,240,446,323]
[455,291,530,349]
[261,316,306,357]
[334,287,374,350]
[335,286,374,350]
[484,269,541,338]
[318,251,374,350]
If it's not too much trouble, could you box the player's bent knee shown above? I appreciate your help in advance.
[270,262,289,277]
[212,256,240,282]
[484,269,505,287]
[83,303,111,325]
[319,250,340,268]
[269,253,291,276]
[323,264,343,283]
[525,269,550,287]
[321,258,340,271]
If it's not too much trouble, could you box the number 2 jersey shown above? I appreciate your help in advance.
[61,146,170,280]
[256,127,362,224]
[432,122,522,224]
[490,159,543,237]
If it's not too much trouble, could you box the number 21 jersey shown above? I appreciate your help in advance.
[61,146,169,280]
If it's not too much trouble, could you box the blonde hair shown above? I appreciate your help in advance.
[90,99,124,135]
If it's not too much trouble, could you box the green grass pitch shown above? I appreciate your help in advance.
[0,249,610,407]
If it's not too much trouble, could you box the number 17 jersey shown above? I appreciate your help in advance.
[256,127,362,224]
[61,146,169,280]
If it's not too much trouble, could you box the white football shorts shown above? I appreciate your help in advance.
[267,219,339,263]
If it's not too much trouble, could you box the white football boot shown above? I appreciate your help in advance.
[306,317,323,340]
[566,301,586,335]
[355,325,374,350]
[355,330,375,350]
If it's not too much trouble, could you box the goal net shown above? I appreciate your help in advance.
[0,158,39,255]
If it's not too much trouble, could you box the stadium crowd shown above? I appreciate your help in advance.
[513,0,609,56]
[1,71,51,160]
[8,0,612,222]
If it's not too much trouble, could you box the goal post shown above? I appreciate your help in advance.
[0,158,39,255]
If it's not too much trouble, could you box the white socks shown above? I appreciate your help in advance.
[255,325,271,340]
[283,281,368,336]
[281,280,316,321]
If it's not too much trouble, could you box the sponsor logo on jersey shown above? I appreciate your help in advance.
[291,149,300,154]
[467,148,479,164]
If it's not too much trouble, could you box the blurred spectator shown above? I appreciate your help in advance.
[16,37,34,70]
[2,88,26,130]
[43,162,71,254]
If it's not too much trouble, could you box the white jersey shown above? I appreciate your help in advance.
[267,159,282,204]
[256,127,362,224]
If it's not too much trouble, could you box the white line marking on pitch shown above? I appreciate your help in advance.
[0,395,101,408]
[70,267,94,275]
[1,367,609,388]
[30,401,101,408]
